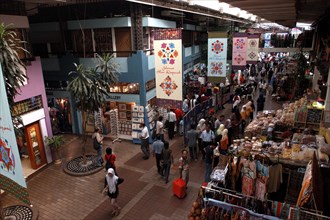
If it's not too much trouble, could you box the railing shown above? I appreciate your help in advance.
[183,98,213,145]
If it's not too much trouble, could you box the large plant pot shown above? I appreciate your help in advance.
[52,148,62,165]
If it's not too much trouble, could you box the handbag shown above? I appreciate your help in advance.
[102,185,109,196]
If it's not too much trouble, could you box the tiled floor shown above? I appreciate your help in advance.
[3,92,283,220]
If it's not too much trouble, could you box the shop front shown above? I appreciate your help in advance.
[100,93,141,141]
[12,96,51,178]
[46,90,79,134]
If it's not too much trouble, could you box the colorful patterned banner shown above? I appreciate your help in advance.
[246,34,260,64]
[232,33,247,70]
[154,29,183,101]
[0,64,30,204]
[207,37,227,77]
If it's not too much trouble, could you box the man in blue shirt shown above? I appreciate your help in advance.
[200,124,215,159]
[152,135,164,175]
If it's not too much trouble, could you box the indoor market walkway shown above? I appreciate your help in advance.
[3,93,282,220]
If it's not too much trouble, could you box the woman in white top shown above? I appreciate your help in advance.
[105,168,124,216]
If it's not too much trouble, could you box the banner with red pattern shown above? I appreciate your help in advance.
[0,64,30,204]
[207,36,227,77]
[232,33,247,70]
[154,29,182,101]
[246,34,260,64]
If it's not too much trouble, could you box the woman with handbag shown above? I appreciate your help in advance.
[104,168,124,216]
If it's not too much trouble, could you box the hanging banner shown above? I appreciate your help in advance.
[0,64,30,205]
[154,28,182,101]
[207,32,227,78]
[232,33,247,70]
[246,34,260,64]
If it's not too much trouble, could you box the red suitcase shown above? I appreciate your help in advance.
[172,178,186,199]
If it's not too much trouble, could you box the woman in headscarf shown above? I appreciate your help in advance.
[224,119,232,146]
[215,124,225,144]
[105,168,124,216]
[220,129,229,155]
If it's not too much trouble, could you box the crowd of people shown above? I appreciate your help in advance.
[95,54,294,215]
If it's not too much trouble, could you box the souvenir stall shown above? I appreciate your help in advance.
[188,153,328,220]
[188,99,330,219]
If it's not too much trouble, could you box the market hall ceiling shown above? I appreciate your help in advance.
[12,0,330,28]
[218,0,330,27]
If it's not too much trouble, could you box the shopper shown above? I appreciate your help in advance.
[156,116,165,142]
[182,99,189,114]
[104,147,117,174]
[257,93,266,112]
[215,124,225,144]
[196,118,206,159]
[161,141,173,184]
[139,123,150,160]
[220,129,229,154]
[204,142,216,182]
[200,124,215,160]
[92,128,104,167]
[104,168,124,216]
[152,135,165,175]
[240,105,248,135]
[186,124,198,161]
[178,149,189,188]
[167,108,177,140]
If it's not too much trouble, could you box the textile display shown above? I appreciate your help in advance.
[246,34,260,64]
[207,32,228,78]
[0,64,30,204]
[154,29,182,101]
[232,33,247,70]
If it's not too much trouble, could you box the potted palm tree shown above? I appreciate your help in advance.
[67,53,120,165]
[45,135,65,165]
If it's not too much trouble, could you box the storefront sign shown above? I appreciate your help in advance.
[154,28,183,101]
[0,64,30,204]
[207,32,227,77]
[106,93,140,104]
[232,33,248,70]
[246,34,260,64]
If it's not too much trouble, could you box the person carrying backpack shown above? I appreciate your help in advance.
[104,147,117,174]
[92,128,104,167]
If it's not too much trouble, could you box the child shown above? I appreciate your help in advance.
[104,147,117,174]
[178,149,189,188]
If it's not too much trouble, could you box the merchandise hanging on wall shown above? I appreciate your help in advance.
[207,32,228,78]
[154,28,183,101]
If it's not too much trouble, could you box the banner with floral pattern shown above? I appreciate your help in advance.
[154,29,182,101]
[0,64,30,204]
[232,33,248,70]
[207,37,227,77]
[247,34,260,64]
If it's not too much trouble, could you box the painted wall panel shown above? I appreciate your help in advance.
[185,47,192,57]
[148,55,155,70]
[0,14,29,28]
[142,17,176,28]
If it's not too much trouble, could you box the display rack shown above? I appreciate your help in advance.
[294,107,323,130]
[131,105,145,144]
[109,109,121,143]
